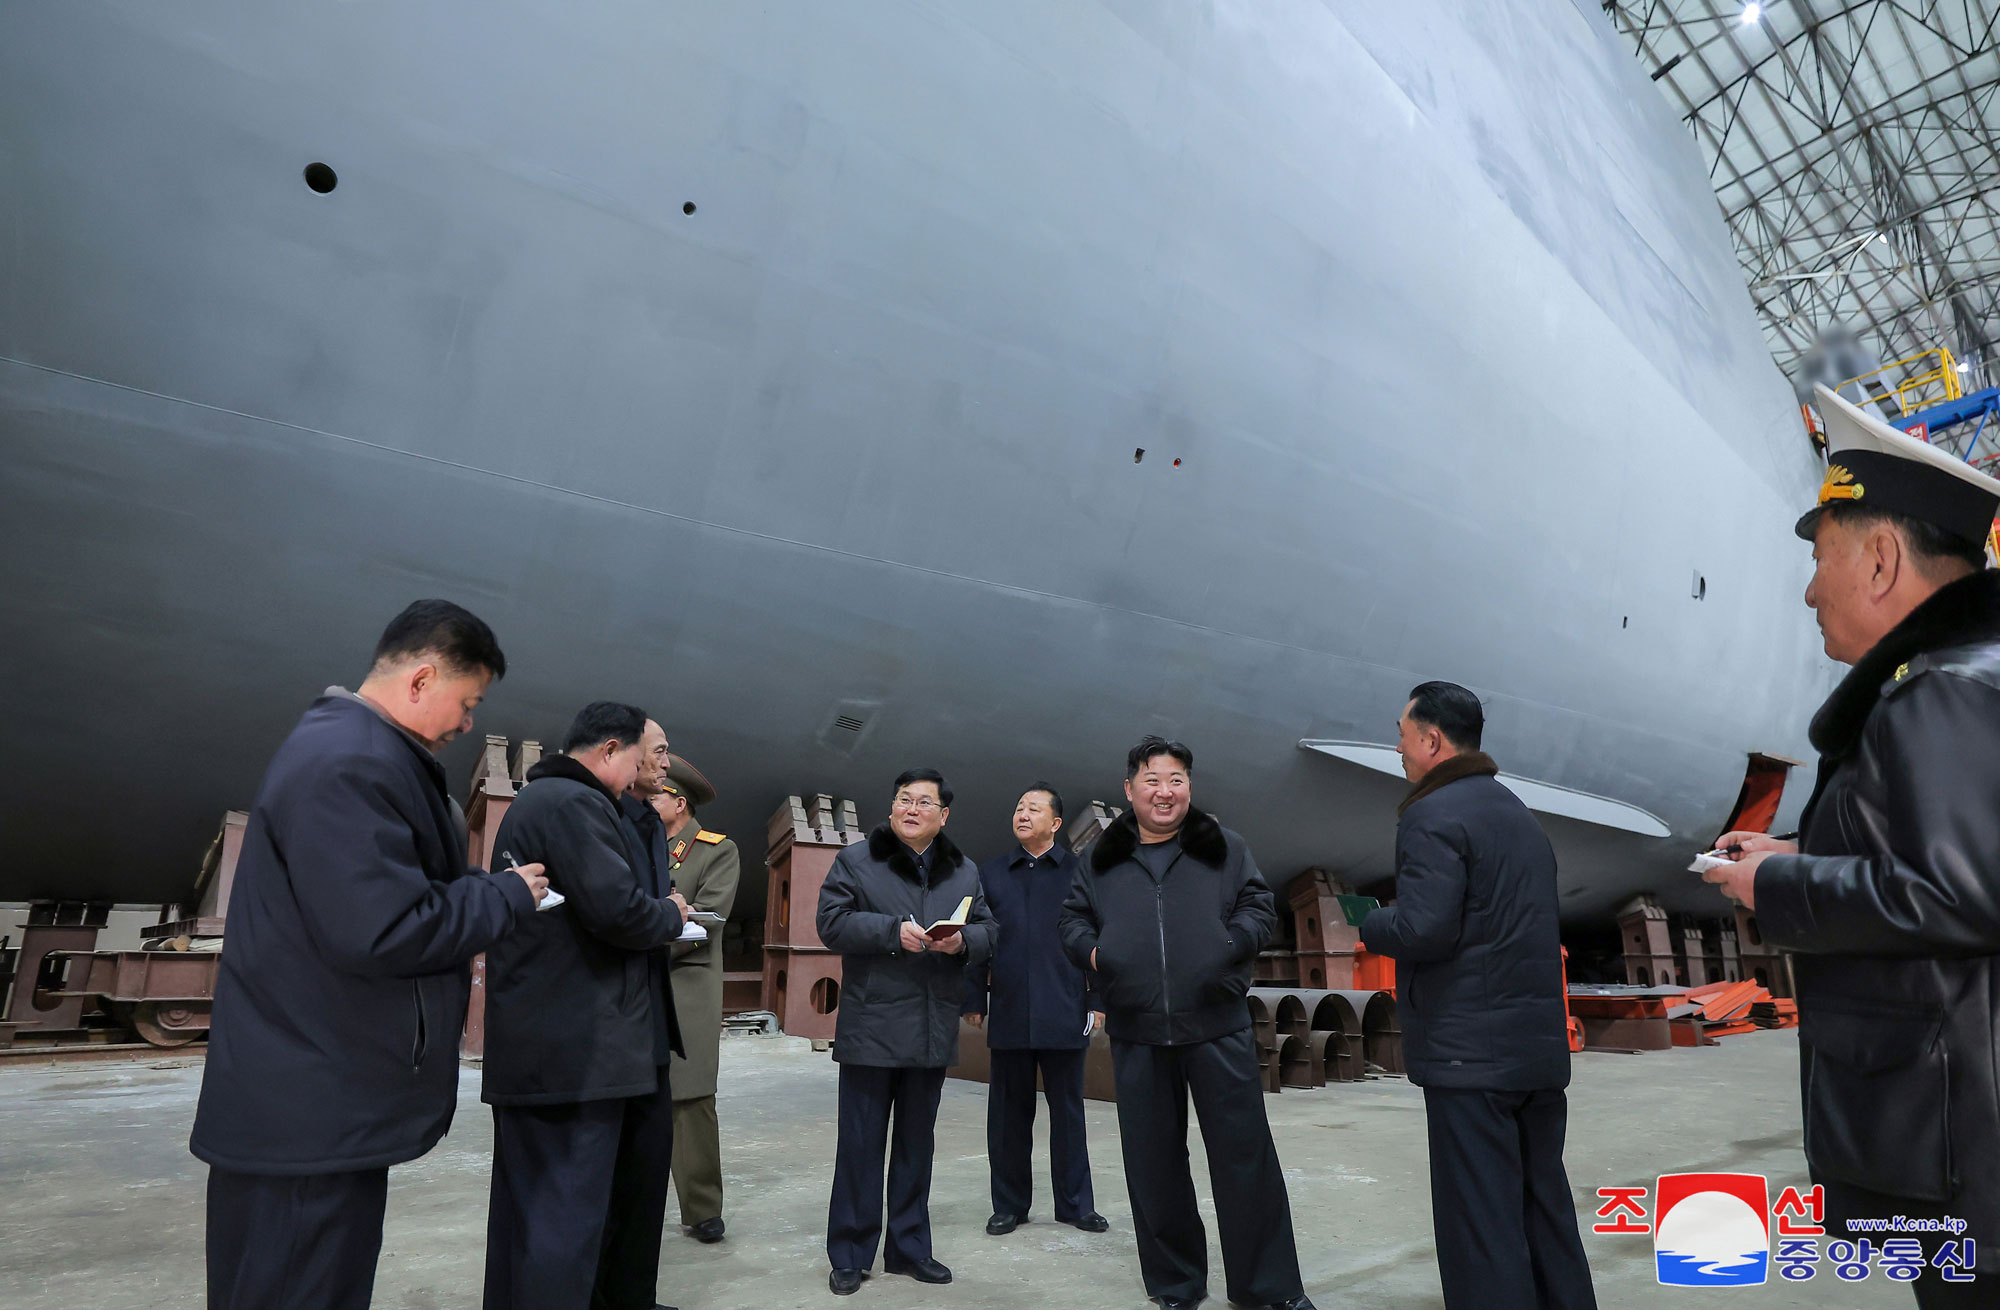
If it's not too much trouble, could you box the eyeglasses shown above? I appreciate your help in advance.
[892,794,943,813]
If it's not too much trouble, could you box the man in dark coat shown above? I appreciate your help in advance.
[1707,385,2000,1306]
[482,702,690,1310]
[1059,737,1314,1310]
[817,768,997,1296]
[192,600,546,1310]
[964,782,1107,1236]
[618,716,680,1104]
[1358,682,1596,1310]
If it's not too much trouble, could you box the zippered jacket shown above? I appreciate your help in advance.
[1058,808,1275,1046]
[191,693,533,1174]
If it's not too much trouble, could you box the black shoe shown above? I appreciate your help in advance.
[1067,1211,1109,1233]
[1266,1298,1316,1310]
[986,1211,1023,1235]
[1153,1299,1202,1310]
[829,1268,866,1296]
[884,1256,953,1284]
[689,1217,725,1243]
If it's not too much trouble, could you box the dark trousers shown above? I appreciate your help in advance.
[988,1046,1094,1222]
[1110,1028,1304,1306]
[1821,1178,1993,1308]
[206,1166,388,1310]
[484,1067,676,1310]
[827,1063,947,1270]
[1422,1087,1597,1310]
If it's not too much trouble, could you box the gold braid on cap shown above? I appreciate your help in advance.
[1818,463,1864,504]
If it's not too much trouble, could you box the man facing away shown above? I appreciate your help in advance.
[653,752,741,1245]
[1059,737,1314,1310]
[817,769,998,1296]
[192,599,547,1310]
[1705,385,2000,1306]
[965,783,1107,1237]
[1358,682,1595,1310]
[482,702,689,1310]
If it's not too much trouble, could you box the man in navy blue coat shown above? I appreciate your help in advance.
[192,600,547,1310]
[965,784,1108,1237]
[1360,682,1596,1310]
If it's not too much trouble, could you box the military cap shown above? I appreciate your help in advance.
[659,752,718,809]
[1798,382,2000,545]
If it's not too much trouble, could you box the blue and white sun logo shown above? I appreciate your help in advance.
[1654,1173,1770,1287]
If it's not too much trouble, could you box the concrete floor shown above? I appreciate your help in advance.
[0,1030,1906,1309]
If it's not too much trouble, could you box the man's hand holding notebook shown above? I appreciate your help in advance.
[922,896,974,939]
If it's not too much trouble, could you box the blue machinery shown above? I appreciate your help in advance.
[1900,386,2000,471]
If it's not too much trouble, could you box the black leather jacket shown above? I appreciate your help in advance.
[1759,571,2000,1240]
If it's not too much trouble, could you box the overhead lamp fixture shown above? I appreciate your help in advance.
[1958,361,1972,373]
[1741,2,1762,24]
[1877,232,1889,244]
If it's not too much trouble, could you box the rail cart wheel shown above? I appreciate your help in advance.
[132,1001,206,1047]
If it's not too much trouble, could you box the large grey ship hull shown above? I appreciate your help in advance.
[0,1,1831,918]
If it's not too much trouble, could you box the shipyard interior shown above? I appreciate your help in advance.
[6,2,2000,1309]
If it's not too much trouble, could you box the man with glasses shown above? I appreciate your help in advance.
[817,769,997,1296]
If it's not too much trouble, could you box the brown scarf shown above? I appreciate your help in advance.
[1398,751,1499,816]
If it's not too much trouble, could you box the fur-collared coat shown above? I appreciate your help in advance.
[816,825,996,1068]
[482,754,685,1106]
[1058,807,1276,1046]
[1759,569,2000,1254]
[1359,751,1570,1091]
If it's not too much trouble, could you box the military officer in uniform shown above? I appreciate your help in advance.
[650,753,741,1245]
[1707,384,2000,1307]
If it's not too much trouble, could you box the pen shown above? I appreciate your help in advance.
[1705,831,1800,857]
[505,849,566,911]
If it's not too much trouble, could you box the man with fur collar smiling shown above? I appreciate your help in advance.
[817,769,997,1297]
[1358,683,1595,1310]
[1059,737,1313,1310]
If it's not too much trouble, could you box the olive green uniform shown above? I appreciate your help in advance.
[666,824,740,1226]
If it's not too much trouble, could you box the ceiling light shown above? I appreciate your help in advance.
[1741,3,1762,24]
[1877,233,1889,244]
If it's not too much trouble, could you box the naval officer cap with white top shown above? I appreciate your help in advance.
[1797,382,2000,547]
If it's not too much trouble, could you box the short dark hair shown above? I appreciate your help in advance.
[1022,782,1065,821]
[893,767,953,808]
[1821,503,1987,575]
[561,701,648,755]
[1406,681,1483,751]
[1126,735,1193,778]
[372,599,506,678]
